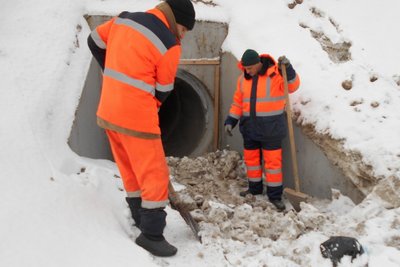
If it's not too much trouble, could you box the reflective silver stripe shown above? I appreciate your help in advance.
[142,199,169,209]
[115,17,167,55]
[229,113,240,119]
[243,96,285,103]
[288,74,299,92]
[156,82,174,92]
[247,165,262,171]
[232,103,241,108]
[288,74,298,84]
[266,182,282,187]
[91,29,106,49]
[265,168,282,174]
[243,77,285,103]
[127,191,141,198]
[259,96,286,102]
[104,68,155,95]
[243,109,284,117]
[248,177,262,182]
[266,76,271,97]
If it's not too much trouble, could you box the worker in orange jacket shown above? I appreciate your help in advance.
[224,49,300,211]
[87,0,195,257]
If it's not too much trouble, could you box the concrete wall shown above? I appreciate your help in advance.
[68,58,113,161]
[282,126,365,203]
[219,52,242,151]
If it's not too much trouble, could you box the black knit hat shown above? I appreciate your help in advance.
[241,49,260,66]
[166,0,196,30]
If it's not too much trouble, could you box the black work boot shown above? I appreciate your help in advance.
[126,197,141,227]
[136,208,177,257]
[135,233,177,257]
[239,189,263,197]
[266,185,285,211]
[239,181,263,197]
[270,199,286,211]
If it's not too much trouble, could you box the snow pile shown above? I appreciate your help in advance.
[167,151,400,266]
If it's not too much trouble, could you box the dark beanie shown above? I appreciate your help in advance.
[166,0,196,30]
[241,49,260,66]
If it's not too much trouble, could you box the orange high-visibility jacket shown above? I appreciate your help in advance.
[229,54,300,120]
[88,8,181,137]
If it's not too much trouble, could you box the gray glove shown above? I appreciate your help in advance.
[225,124,233,136]
[278,55,290,68]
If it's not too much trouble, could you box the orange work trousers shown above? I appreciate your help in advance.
[106,129,169,209]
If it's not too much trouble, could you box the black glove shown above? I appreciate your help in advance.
[224,116,238,136]
[278,55,290,68]
[224,124,233,136]
[278,56,296,80]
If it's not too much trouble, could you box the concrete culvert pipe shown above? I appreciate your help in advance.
[160,69,214,157]
[69,65,213,160]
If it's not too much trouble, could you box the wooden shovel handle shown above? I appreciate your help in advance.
[281,64,301,192]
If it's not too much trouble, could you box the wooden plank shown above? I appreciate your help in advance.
[179,59,220,65]
[213,65,221,151]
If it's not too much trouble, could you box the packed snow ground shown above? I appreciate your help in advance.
[1,0,400,266]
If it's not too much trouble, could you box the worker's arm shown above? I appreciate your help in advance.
[278,56,300,93]
[87,18,115,70]
[154,45,181,107]
[227,75,244,123]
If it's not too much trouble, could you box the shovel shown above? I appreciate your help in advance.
[281,64,310,212]
[168,181,202,242]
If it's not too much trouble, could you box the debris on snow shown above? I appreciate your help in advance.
[342,79,353,90]
[166,150,399,266]
[367,175,400,209]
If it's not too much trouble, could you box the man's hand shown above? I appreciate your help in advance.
[278,55,290,68]
[225,124,233,136]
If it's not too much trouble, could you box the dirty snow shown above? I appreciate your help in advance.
[168,150,399,266]
[1,0,400,267]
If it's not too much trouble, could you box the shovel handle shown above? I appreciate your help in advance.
[281,64,301,192]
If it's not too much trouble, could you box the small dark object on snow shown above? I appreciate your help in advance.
[320,236,364,266]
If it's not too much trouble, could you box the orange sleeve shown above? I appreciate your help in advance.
[288,74,300,93]
[156,45,181,86]
[154,45,181,105]
[96,17,116,46]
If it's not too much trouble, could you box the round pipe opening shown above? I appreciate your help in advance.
[160,69,214,157]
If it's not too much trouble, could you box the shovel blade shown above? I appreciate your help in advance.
[170,201,201,242]
[284,187,310,212]
[168,182,202,242]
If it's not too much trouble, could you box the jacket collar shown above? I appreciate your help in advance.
[151,3,180,43]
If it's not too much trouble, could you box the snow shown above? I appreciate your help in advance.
[0,0,399,266]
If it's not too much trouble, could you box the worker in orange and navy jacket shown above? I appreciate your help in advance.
[224,49,300,212]
[87,0,195,257]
